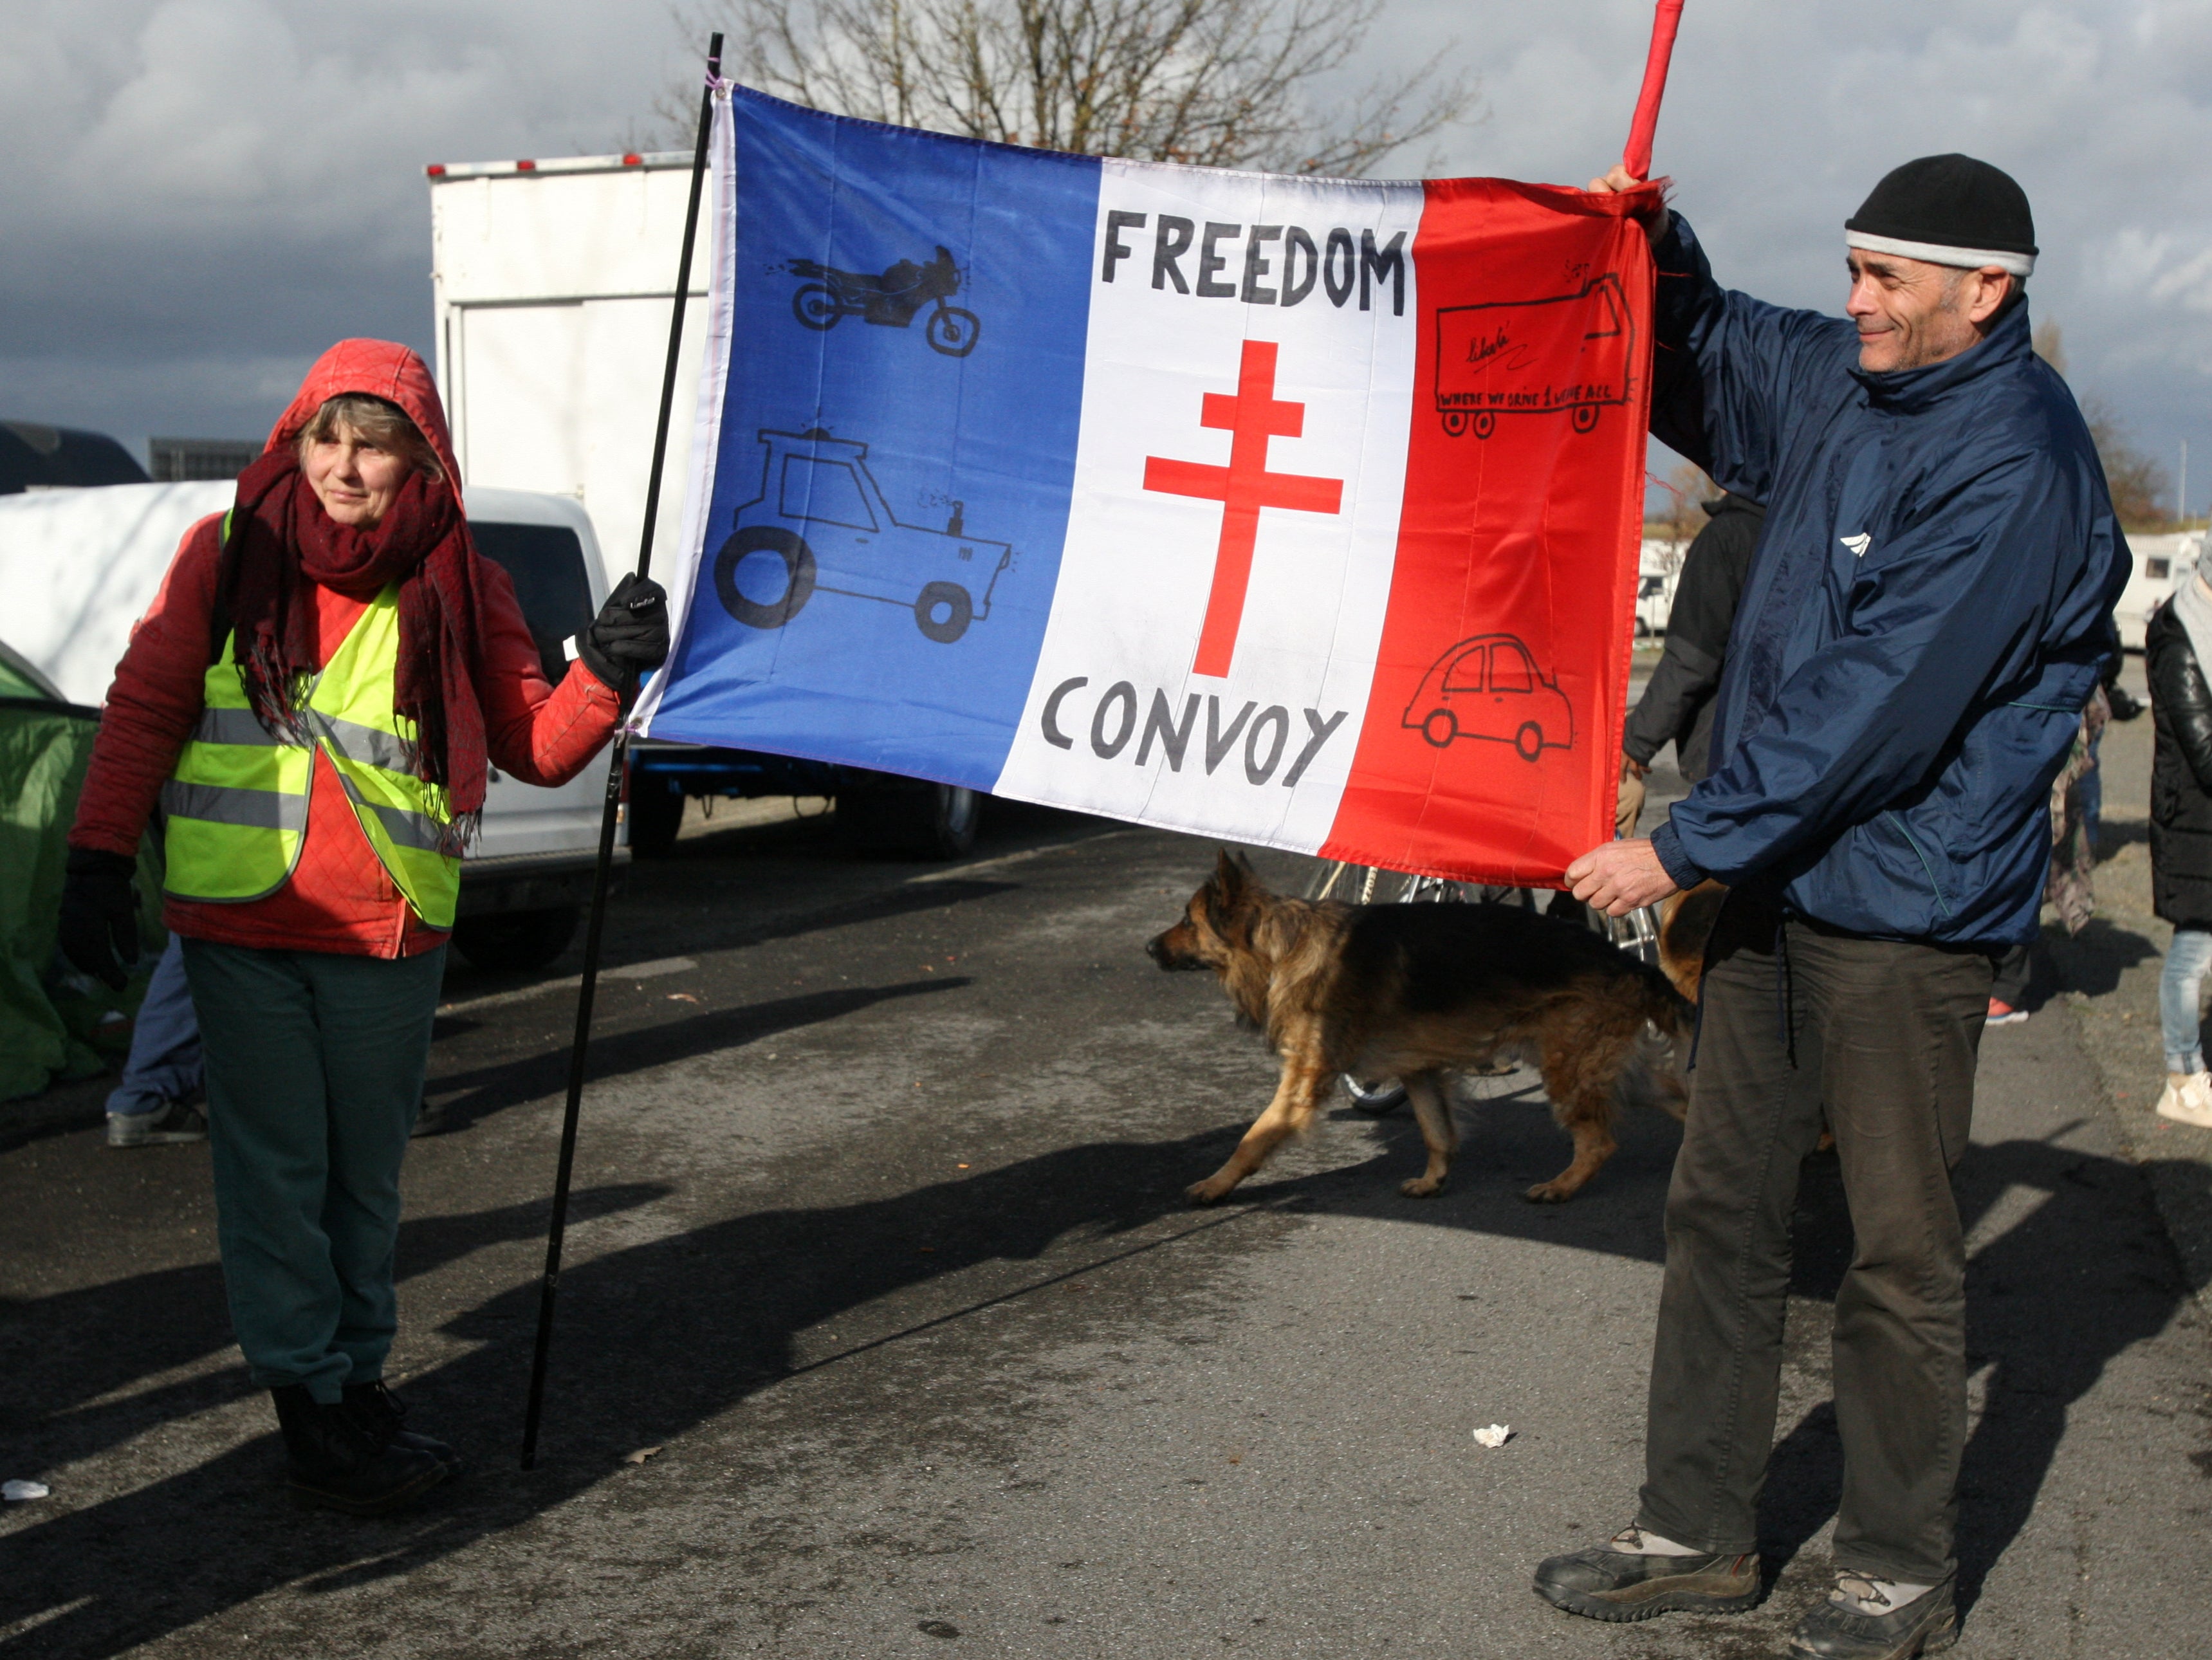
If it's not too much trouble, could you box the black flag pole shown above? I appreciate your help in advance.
[521,32,724,1471]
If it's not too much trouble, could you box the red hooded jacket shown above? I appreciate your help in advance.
[69,340,621,958]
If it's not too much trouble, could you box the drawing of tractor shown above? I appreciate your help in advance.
[1402,633,1574,761]
[712,428,1013,644]
[1432,273,1636,439]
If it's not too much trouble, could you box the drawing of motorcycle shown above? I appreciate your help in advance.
[787,245,981,358]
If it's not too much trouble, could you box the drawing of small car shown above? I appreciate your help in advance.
[1403,633,1574,761]
[1432,273,1636,439]
[712,428,1013,643]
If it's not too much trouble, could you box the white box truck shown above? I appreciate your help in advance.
[427,151,982,858]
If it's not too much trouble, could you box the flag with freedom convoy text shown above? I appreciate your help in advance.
[636,82,1656,885]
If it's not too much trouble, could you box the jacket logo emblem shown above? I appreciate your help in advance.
[1840,533,1872,558]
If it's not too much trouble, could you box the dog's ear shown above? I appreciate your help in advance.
[1213,847,1246,896]
[1203,849,1245,937]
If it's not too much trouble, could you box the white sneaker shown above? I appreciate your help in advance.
[2155,1071,2212,1130]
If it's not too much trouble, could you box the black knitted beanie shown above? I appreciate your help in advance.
[1845,154,2036,275]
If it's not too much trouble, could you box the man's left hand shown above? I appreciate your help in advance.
[1567,838,1679,918]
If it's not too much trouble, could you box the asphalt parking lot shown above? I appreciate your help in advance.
[5,701,2211,1658]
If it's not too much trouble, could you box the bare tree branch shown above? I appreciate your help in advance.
[658,0,1479,176]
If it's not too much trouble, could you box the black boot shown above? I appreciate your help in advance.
[344,1379,462,1474]
[1533,1527,1761,1622]
[269,1384,447,1515]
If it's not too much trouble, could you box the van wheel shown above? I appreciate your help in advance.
[1515,721,1544,761]
[1441,409,1468,438]
[914,582,973,643]
[1473,411,1496,439]
[1421,709,1457,748]
[1572,403,1600,433]
[836,782,982,858]
[628,777,685,857]
[452,906,580,973]
[715,528,816,629]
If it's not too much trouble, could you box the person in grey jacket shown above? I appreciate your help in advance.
[1549,155,2127,1660]
[1618,493,1765,835]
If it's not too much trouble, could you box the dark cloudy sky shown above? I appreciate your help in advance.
[6,1,2209,512]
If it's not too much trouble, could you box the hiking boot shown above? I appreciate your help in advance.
[269,1384,447,1515]
[106,1096,208,1147]
[344,1379,462,1473]
[1787,1574,1957,1657]
[1532,1526,1760,1621]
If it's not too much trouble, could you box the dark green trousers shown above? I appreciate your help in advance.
[1636,891,1991,1587]
[180,939,443,1403]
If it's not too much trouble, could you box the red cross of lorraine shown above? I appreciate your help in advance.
[1143,340,1344,678]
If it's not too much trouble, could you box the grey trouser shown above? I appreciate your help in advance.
[1636,890,1993,1586]
[181,938,445,1402]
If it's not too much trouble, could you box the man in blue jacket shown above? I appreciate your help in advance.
[1537,156,2127,1659]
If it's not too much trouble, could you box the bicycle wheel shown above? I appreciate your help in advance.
[1562,890,1664,967]
[1343,1074,1409,1115]
[1305,861,1470,905]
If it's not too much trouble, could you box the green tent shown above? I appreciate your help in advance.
[0,640,163,1100]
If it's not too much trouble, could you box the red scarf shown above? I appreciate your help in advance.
[213,450,493,845]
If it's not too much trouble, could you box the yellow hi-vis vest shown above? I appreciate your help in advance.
[161,584,463,929]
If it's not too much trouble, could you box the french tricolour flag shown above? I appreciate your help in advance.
[636,84,1655,884]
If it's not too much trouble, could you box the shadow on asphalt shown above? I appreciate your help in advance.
[605,876,1026,963]
[4,1096,2205,1652]
[1753,1134,2202,1613]
[424,977,971,1133]
[0,1186,670,1476]
[2043,916,2161,998]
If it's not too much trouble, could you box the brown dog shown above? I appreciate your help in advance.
[1147,853,1695,1204]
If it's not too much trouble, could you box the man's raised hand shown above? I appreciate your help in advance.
[1584,163,1672,247]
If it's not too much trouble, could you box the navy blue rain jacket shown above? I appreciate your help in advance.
[1644,214,2128,945]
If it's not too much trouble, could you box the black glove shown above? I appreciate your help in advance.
[2107,683,2146,722]
[58,847,141,991]
[576,573,670,699]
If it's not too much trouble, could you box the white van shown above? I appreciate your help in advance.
[0,479,624,970]
[2115,531,2203,650]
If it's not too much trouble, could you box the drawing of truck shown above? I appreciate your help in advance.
[1402,633,1574,760]
[712,427,1014,643]
[1432,273,1636,439]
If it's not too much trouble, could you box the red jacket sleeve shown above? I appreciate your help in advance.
[472,555,622,787]
[69,515,225,858]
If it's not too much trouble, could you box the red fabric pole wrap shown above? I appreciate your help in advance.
[1621,0,1684,181]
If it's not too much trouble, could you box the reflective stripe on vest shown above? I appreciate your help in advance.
[163,584,463,928]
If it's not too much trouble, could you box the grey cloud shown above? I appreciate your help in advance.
[1381,0,2212,501]
[6,0,2210,512]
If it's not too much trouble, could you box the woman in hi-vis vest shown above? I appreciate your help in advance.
[59,340,668,1515]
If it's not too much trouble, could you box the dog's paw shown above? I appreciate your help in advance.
[1399,1175,1446,1198]
[1521,1179,1575,1204]
[1185,1176,1235,1206]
